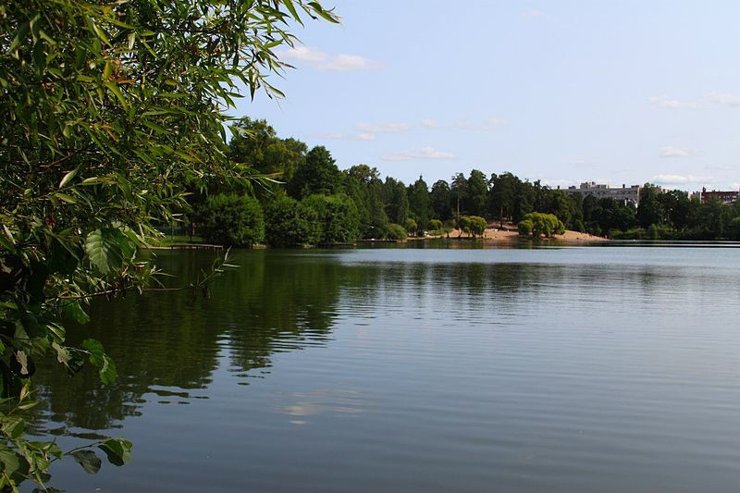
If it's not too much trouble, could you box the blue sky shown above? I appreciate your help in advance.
[237,0,740,191]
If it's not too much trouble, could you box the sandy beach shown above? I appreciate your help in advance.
[438,225,607,243]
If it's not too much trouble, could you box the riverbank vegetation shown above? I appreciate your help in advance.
[184,117,740,246]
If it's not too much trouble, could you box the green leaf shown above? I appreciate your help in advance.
[84,228,134,274]
[89,21,111,46]
[104,81,128,109]
[1,417,25,440]
[8,22,29,54]
[0,447,20,477]
[58,167,79,188]
[63,301,90,324]
[82,339,117,384]
[283,0,303,24]
[98,438,132,467]
[81,177,104,185]
[47,323,66,341]
[52,192,76,204]
[71,450,101,475]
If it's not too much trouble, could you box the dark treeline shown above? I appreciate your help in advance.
[185,118,740,245]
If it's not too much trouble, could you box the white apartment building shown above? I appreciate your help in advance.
[566,182,642,206]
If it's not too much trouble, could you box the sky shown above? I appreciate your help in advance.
[236,0,740,192]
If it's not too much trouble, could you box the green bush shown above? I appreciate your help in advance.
[468,216,487,237]
[730,216,740,241]
[403,218,418,235]
[302,194,360,245]
[386,223,408,241]
[264,196,321,247]
[197,193,264,247]
[518,219,534,236]
[520,212,559,238]
[427,219,443,231]
[610,228,645,240]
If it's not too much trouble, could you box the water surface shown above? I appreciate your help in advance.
[34,245,740,492]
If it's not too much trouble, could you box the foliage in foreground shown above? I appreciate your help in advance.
[0,0,336,489]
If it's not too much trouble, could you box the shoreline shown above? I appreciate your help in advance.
[413,228,608,244]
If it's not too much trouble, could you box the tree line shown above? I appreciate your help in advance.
[188,117,740,245]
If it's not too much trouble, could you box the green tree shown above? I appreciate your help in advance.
[518,219,534,236]
[451,173,467,220]
[0,0,336,488]
[382,178,409,225]
[264,196,320,247]
[288,146,343,198]
[302,194,360,245]
[637,184,665,228]
[466,215,487,237]
[403,218,418,236]
[386,223,408,241]
[519,212,560,238]
[197,194,264,247]
[228,117,308,182]
[345,165,388,239]
[466,170,489,217]
[729,216,740,241]
[699,199,731,239]
[489,172,518,223]
[430,179,453,221]
[408,176,431,234]
[427,219,443,232]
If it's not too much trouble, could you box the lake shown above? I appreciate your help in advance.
[33,244,740,492]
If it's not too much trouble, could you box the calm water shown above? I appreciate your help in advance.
[32,245,740,492]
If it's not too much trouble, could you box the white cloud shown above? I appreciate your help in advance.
[652,174,713,186]
[524,8,545,17]
[707,92,740,107]
[281,46,379,71]
[382,146,456,161]
[650,92,740,109]
[318,121,409,142]
[322,54,377,71]
[318,132,375,142]
[454,117,506,131]
[420,117,506,131]
[356,122,410,134]
[649,95,702,109]
[659,146,696,158]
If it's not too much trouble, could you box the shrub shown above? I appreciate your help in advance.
[518,219,534,236]
[468,216,487,237]
[520,212,559,238]
[264,196,321,247]
[731,216,740,241]
[403,218,418,235]
[302,194,360,245]
[197,194,264,247]
[427,219,443,231]
[386,223,408,241]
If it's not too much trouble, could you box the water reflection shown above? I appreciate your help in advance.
[34,249,701,434]
[26,246,740,493]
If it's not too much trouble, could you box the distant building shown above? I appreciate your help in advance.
[567,182,642,206]
[700,187,739,205]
